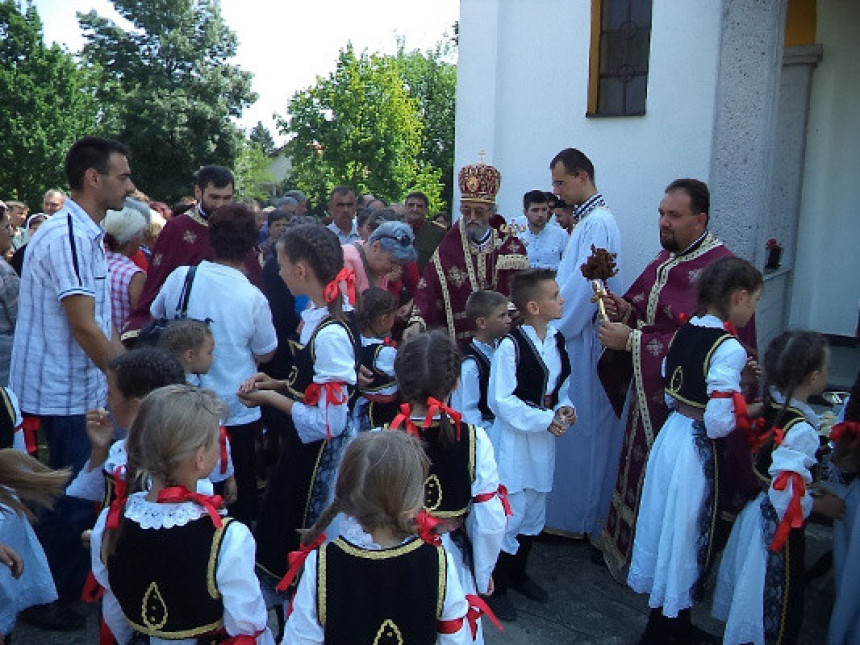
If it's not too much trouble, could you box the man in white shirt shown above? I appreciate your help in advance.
[517,190,569,270]
[326,186,360,244]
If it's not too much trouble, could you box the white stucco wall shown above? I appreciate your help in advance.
[789,0,860,337]
[454,0,724,290]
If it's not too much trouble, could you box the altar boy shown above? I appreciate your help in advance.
[487,268,577,621]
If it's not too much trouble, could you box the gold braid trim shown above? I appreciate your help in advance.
[207,518,234,599]
[496,253,530,271]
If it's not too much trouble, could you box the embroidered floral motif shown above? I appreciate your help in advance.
[183,230,198,245]
[417,277,427,289]
[446,266,468,289]
[688,268,703,283]
[663,304,673,319]
[646,338,665,357]
[152,253,163,267]
[632,293,645,303]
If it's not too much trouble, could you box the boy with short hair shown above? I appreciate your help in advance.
[451,290,511,436]
[487,268,577,621]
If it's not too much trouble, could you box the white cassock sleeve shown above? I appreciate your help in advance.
[467,426,506,594]
[704,338,748,439]
[291,324,357,444]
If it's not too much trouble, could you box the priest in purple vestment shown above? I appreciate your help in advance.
[595,179,758,582]
[405,160,529,343]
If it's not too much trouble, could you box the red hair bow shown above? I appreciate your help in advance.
[724,320,738,336]
[105,467,128,530]
[157,486,224,528]
[390,403,422,438]
[304,381,349,441]
[831,420,860,443]
[769,471,806,552]
[276,532,327,592]
[323,267,356,305]
[425,397,463,440]
[415,509,442,546]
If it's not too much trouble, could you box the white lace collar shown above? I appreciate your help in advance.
[769,386,820,428]
[339,515,413,551]
[123,491,226,530]
[690,314,725,329]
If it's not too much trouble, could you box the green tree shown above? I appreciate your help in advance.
[249,121,276,156]
[78,0,256,203]
[279,44,444,215]
[233,138,273,201]
[0,1,107,207]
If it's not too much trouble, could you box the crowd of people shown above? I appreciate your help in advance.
[0,135,857,645]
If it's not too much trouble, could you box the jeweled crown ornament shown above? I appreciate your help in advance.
[458,151,501,205]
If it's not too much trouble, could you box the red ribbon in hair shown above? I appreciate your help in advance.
[472,484,513,516]
[383,336,397,347]
[724,320,738,336]
[390,403,422,438]
[157,486,223,528]
[304,381,349,441]
[769,471,806,552]
[437,594,504,638]
[323,267,356,305]
[105,467,128,530]
[425,397,463,440]
[276,532,327,592]
[831,420,860,443]
[710,390,782,450]
[219,426,229,475]
[415,509,442,546]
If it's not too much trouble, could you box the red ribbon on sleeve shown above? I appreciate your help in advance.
[304,381,348,441]
[105,467,128,530]
[276,532,327,592]
[437,593,504,639]
[21,416,40,456]
[831,420,860,443]
[81,570,104,603]
[323,267,356,305]
[710,390,753,432]
[219,426,229,475]
[221,629,265,644]
[769,471,806,552]
[425,397,463,440]
[156,486,224,528]
[390,403,422,438]
[415,509,442,546]
[472,484,513,517]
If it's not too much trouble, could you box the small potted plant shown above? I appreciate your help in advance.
[765,238,783,270]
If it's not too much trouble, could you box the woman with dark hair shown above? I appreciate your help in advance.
[151,203,277,525]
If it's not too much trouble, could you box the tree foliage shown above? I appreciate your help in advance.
[248,121,276,157]
[233,138,273,201]
[0,1,106,207]
[79,0,256,203]
[279,42,456,214]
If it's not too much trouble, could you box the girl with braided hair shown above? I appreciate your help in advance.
[712,331,845,645]
[284,430,474,644]
[384,330,506,644]
[238,223,358,613]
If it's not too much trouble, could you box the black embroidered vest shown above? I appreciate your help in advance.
[317,537,446,645]
[462,341,493,421]
[507,327,571,409]
[665,324,734,409]
[105,515,233,639]
[753,402,809,485]
[284,316,359,401]
[0,387,16,449]
[358,342,397,394]
[422,424,477,519]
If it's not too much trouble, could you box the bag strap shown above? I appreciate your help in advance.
[175,264,198,318]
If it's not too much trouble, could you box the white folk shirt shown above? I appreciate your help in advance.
[450,339,495,430]
[10,199,112,414]
[518,225,569,270]
[489,324,573,494]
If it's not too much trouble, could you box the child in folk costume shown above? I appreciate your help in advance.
[354,286,400,430]
[450,290,511,442]
[827,373,860,645]
[90,385,274,644]
[1,448,69,643]
[628,257,762,643]
[238,224,358,603]
[487,269,575,622]
[66,347,234,507]
[158,318,216,387]
[389,330,508,644]
[284,430,476,644]
[712,333,845,645]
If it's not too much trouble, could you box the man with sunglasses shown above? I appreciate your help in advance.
[405,160,529,343]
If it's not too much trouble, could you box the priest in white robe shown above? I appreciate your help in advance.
[546,148,625,539]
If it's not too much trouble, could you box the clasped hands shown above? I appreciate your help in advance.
[548,406,577,437]
[597,292,633,351]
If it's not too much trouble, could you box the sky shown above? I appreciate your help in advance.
[32,0,460,143]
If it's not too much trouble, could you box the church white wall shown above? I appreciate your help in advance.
[789,0,860,337]
[454,0,724,291]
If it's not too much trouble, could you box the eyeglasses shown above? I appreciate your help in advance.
[375,233,413,247]
[459,205,492,218]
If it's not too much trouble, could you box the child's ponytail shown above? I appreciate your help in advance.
[0,450,69,521]
[278,224,348,321]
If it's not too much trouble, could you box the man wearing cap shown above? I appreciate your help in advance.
[405,161,529,342]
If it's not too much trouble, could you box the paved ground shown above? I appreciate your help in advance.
[12,524,835,644]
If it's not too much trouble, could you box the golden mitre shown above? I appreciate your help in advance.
[458,159,501,205]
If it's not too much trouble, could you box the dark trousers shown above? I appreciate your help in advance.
[493,534,535,594]
[225,420,263,526]
[27,414,94,601]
